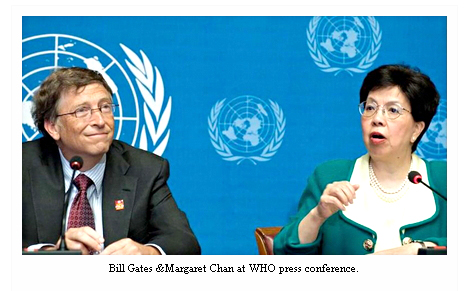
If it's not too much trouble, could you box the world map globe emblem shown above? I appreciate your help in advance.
[219,96,276,153]
[416,100,447,160]
[22,34,139,147]
[208,95,286,164]
[317,17,373,65]
[307,16,382,75]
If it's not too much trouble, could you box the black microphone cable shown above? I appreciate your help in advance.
[60,156,83,251]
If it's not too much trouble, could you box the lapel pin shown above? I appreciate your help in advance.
[115,199,124,211]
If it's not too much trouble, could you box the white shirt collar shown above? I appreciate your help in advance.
[58,149,106,196]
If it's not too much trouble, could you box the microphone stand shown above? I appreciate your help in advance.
[407,171,447,255]
[60,168,77,251]
[418,180,447,201]
[23,167,81,255]
[409,171,447,202]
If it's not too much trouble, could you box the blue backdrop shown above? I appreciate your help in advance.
[22,16,447,254]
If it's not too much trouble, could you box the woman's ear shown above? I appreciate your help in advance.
[412,121,425,143]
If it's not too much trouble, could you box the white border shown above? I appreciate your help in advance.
[6,2,466,290]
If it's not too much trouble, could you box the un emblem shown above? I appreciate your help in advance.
[22,34,171,156]
[416,100,447,160]
[208,96,286,165]
[307,16,382,76]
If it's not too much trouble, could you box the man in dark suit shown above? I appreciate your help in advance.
[22,67,200,255]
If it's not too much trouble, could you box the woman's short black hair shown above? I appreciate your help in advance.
[359,64,440,152]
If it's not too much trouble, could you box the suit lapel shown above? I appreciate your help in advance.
[102,142,138,246]
[30,142,65,244]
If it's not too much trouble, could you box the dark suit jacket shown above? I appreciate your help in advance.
[22,137,201,255]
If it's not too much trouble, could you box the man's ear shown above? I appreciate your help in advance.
[44,119,61,141]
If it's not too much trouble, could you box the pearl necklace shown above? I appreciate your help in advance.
[369,160,412,203]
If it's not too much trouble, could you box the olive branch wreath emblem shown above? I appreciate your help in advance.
[208,99,286,165]
[121,44,171,156]
[307,16,382,76]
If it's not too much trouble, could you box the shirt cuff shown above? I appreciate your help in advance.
[25,243,55,252]
[145,244,166,255]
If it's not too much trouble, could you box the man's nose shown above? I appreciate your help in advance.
[89,108,106,126]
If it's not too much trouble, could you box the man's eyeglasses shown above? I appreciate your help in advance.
[358,101,411,120]
[56,103,119,119]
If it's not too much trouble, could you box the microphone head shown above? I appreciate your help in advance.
[69,156,83,170]
[408,171,422,184]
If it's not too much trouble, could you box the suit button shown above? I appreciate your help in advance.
[363,239,374,251]
[402,237,412,245]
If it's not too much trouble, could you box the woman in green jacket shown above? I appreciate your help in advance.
[274,64,446,255]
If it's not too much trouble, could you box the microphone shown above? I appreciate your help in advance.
[408,171,447,201]
[22,157,84,255]
[59,156,83,251]
[70,156,83,171]
[407,170,447,256]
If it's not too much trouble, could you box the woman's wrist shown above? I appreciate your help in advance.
[413,240,426,249]
[309,207,327,224]
[411,241,437,254]
[298,207,325,244]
